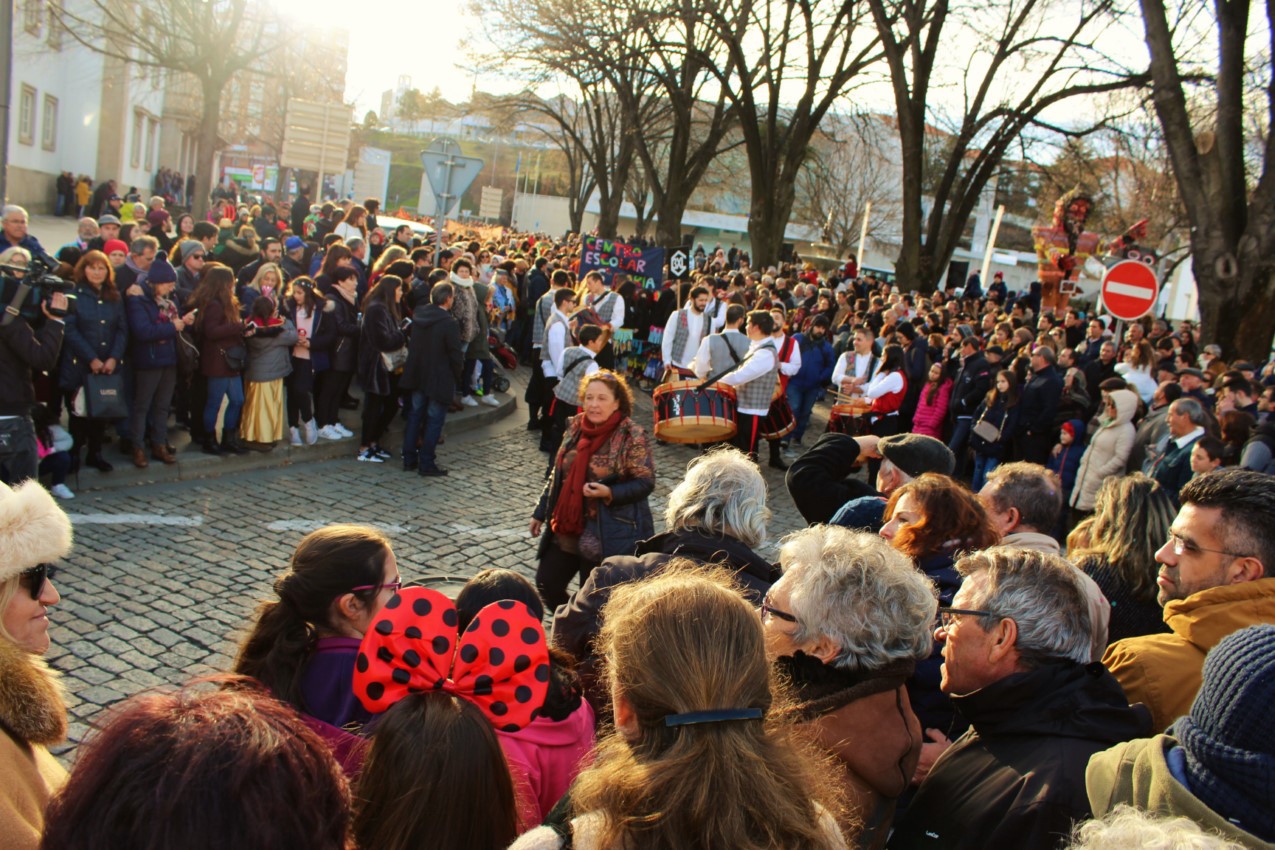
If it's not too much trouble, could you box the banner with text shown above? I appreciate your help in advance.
[579,237,665,290]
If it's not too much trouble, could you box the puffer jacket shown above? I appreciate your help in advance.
[58,283,128,391]
[1070,388,1138,511]
[243,319,298,382]
[125,285,179,370]
[911,380,951,439]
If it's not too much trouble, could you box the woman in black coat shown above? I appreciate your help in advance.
[283,278,336,446]
[313,266,360,441]
[355,275,407,463]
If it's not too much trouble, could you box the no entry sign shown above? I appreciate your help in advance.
[1101,260,1159,321]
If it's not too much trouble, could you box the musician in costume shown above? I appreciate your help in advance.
[660,285,711,378]
[539,288,579,452]
[582,270,624,370]
[763,307,802,471]
[857,343,909,481]
[830,326,880,394]
[690,304,750,380]
[544,325,605,465]
[528,269,573,435]
[719,311,779,460]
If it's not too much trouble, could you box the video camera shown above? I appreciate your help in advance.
[0,248,75,327]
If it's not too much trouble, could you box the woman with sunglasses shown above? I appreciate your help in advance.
[233,524,401,769]
[0,479,73,849]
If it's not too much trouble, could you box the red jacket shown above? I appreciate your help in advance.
[912,380,952,439]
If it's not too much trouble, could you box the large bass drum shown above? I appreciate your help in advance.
[652,381,738,444]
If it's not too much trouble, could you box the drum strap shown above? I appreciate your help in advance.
[698,347,760,392]
[562,355,590,378]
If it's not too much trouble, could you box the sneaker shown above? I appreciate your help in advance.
[304,419,319,445]
[319,425,343,440]
[460,396,479,407]
[480,394,500,407]
[374,447,392,460]
[357,448,385,463]
[50,483,75,500]
[289,427,303,447]
[335,423,354,438]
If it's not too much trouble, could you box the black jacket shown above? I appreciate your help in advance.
[399,304,463,401]
[950,352,992,419]
[356,301,406,397]
[889,661,1152,850]
[324,294,360,373]
[1018,364,1063,436]
[786,433,877,525]
[0,317,64,416]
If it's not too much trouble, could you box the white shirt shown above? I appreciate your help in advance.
[863,371,905,402]
[543,309,570,378]
[333,222,364,243]
[588,288,625,328]
[720,338,778,416]
[706,298,727,333]
[1172,425,1205,450]
[662,306,706,369]
[774,334,801,377]
[831,350,876,388]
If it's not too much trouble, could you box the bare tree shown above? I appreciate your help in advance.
[54,0,276,216]
[1139,0,1274,360]
[865,0,1147,295]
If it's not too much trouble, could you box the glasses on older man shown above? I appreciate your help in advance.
[19,563,58,600]
[936,607,997,629]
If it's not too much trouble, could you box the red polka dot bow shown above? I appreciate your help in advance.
[353,587,551,732]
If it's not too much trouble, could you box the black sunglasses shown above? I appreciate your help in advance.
[19,563,58,600]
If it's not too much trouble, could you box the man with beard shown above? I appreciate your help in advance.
[783,314,835,452]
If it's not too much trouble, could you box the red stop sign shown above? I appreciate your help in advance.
[1101,260,1159,321]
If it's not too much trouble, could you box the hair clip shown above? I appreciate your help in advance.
[663,708,764,727]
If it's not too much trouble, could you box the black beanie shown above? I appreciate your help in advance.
[147,254,177,285]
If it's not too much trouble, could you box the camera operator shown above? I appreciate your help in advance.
[0,247,67,484]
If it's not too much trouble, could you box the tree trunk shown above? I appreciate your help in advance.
[194,80,225,221]
[1194,223,1275,363]
[747,178,798,268]
[653,188,693,249]
[596,187,623,239]
[892,103,928,290]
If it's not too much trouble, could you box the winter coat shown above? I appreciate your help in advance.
[0,639,69,850]
[1127,404,1171,474]
[356,300,406,397]
[949,353,991,420]
[1046,420,1086,501]
[786,433,877,526]
[326,292,360,374]
[789,333,836,391]
[1017,364,1063,438]
[782,654,921,850]
[1070,389,1138,511]
[499,700,596,830]
[466,281,491,359]
[58,284,128,391]
[244,319,298,383]
[285,301,338,374]
[1239,419,1275,474]
[449,279,480,344]
[912,380,951,439]
[889,660,1153,850]
[968,396,1019,460]
[125,286,179,370]
[1116,362,1158,404]
[399,304,463,401]
[1146,430,1203,504]
[1102,578,1275,733]
[1087,734,1275,850]
[908,550,963,738]
[196,300,244,379]
[0,315,64,417]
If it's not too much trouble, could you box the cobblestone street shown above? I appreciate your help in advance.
[47,387,828,758]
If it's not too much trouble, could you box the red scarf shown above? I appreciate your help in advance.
[551,411,623,536]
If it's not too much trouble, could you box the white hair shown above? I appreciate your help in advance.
[664,447,769,548]
[780,526,938,671]
[2,205,29,221]
[1067,806,1247,850]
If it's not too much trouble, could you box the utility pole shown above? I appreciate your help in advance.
[0,0,13,204]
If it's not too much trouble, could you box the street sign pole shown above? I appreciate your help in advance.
[421,139,485,267]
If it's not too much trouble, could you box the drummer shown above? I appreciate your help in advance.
[766,307,802,471]
[582,270,624,369]
[830,326,880,396]
[690,304,750,380]
[544,325,605,463]
[719,310,779,460]
[539,287,580,453]
[660,285,712,379]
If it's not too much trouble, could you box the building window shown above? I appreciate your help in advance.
[47,0,63,49]
[18,85,36,146]
[144,118,158,171]
[23,0,43,35]
[131,109,145,167]
[41,95,57,151]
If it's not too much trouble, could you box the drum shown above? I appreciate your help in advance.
[826,399,873,435]
[759,397,796,440]
[652,381,738,444]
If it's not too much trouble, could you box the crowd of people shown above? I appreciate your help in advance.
[1,191,1274,849]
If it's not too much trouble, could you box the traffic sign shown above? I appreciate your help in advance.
[1100,260,1159,321]
[669,248,691,280]
[420,140,485,204]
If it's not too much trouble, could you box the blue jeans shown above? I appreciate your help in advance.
[971,453,999,493]
[949,417,973,478]
[204,376,244,434]
[786,384,820,443]
[403,390,448,471]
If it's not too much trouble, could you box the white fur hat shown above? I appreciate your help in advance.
[0,480,73,583]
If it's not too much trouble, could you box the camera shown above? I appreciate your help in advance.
[0,248,75,326]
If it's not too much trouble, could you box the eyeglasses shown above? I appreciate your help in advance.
[760,595,797,624]
[936,607,998,629]
[19,563,58,600]
[350,579,403,595]
[1166,531,1249,559]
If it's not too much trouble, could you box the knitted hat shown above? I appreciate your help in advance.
[1060,422,1077,439]
[878,434,955,479]
[1173,624,1275,842]
[179,241,204,263]
[103,239,128,256]
[0,481,73,583]
[147,254,177,285]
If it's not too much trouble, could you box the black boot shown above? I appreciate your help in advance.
[86,452,114,472]
[768,441,788,471]
[202,435,224,455]
[222,428,250,455]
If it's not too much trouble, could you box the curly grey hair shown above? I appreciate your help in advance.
[663,447,770,549]
[779,526,938,672]
[1066,806,1245,850]
[955,547,1092,667]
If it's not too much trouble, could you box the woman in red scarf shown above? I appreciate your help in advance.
[530,370,655,608]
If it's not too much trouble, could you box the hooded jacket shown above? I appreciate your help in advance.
[1102,578,1275,733]
[888,660,1152,850]
[499,699,596,830]
[1070,388,1138,511]
[1087,734,1275,850]
[399,304,464,401]
[0,639,68,850]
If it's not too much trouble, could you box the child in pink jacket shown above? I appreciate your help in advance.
[911,361,952,439]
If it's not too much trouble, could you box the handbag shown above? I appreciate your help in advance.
[380,346,408,373]
[176,329,200,374]
[82,372,128,420]
[222,343,248,372]
[972,414,1001,443]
